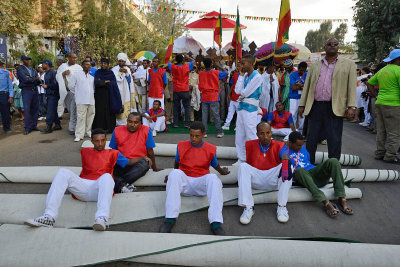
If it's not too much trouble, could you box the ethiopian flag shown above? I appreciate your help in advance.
[231,7,242,61]
[164,24,175,64]
[213,9,222,48]
[276,0,291,50]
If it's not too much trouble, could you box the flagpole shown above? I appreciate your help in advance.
[235,5,239,67]
[274,0,283,57]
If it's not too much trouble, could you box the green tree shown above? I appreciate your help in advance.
[305,21,347,52]
[353,0,400,63]
[41,0,74,38]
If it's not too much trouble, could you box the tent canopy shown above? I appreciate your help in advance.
[185,11,247,31]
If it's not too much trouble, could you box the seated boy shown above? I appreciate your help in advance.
[142,99,166,137]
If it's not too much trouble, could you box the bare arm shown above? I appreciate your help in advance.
[289,123,296,132]
[213,165,230,175]
[147,148,163,172]
[366,83,377,97]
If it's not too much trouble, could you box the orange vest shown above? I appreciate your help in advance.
[246,139,284,170]
[79,148,120,180]
[199,70,220,102]
[271,110,291,129]
[114,125,149,159]
[148,68,166,98]
[171,64,190,92]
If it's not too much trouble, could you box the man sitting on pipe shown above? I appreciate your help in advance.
[285,131,353,218]
[25,129,142,231]
[109,112,163,193]
[159,121,230,235]
[266,101,296,141]
[238,122,293,224]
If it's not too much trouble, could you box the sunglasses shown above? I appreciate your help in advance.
[326,42,339,47]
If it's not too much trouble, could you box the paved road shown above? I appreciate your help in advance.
[1,116,399,254]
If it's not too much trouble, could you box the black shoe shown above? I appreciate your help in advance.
[31,127,40,131]
[41,126,53,134]
[211,225,225,235]
[23,130,30,135]
[53,124,62,131]
[383,158,400,165]
[159,221,175,233]
[69,130,75,135]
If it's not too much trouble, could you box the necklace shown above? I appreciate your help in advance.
[259,142,270,157]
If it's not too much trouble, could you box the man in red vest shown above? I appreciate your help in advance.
[168,54,194,128]
[159,122,230,235]
[147,58,167,109]
[199,58,227,138]
[109,112,162,193]
[222,66,241,130]
[267,101,296,141]
[24,129,140,231]
[238,122,293,224]
[142,99,166,136]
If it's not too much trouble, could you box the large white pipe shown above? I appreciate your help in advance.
[0,166,398,184]
[1,224,399,267]
[0,186,362,228]
[81,141,362,165]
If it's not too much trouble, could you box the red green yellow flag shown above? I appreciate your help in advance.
[276,0,291,50]
[231,7,242,60]
[213,9,222,48]
[164,24,175,64]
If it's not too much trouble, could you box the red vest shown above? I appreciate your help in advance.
[149,108,165,122]
[271,110,291,129]
[79,148,120,180]
[246,139,285,170]
[171,64,190,92]
[148,68,166,98]
[114,125,149,159]
[231,72,241,101]
[177,140,217,177]
[258,107,267,117]
[199,70,220,102]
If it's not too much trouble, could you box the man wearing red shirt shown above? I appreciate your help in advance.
[24,129,139,231]
[267,101,296,141]
[159,122,230,235]
[142,99,166,136]
[147,58,167,109]
[238,122,293,224]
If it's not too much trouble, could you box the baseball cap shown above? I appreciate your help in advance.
[20,55,32,60]
[383,49,400,63]
[40,59,53,67]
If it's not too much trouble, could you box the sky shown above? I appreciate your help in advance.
[176,0,357,48]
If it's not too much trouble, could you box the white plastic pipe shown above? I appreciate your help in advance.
[0,186,361,228]
[1,224,399,267]
[0,166,398,184]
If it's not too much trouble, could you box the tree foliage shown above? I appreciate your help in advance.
[305,21,348,52]
[353,0,400,64]
[41,0,74,38]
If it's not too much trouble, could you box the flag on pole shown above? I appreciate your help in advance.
[276,0,291,50]
[231,6,242,61]
[164,23,175,64]
[213,8,222,48]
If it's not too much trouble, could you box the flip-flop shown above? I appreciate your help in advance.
[324,202,340,218]
[336,201,354,215]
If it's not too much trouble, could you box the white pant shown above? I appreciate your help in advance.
[75,104,95,139]
[142,114,166,132]
[165,169,223,223]
[272,127,292,141]
[238,163,292,207]
[289,98,304,131]
[44,168,115,220]
[223,101,239,127]
[57,87,68,118]
[148,95,165,109]
[64,91,77,131]
[235,109,258,161]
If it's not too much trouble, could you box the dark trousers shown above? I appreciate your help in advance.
[46,95,60,127]
[173,91,191,127]
[113,159,150,193]
[38,93,47,117]
[0,93,11,131]
[306,101,343,164]
[21,89,39,131]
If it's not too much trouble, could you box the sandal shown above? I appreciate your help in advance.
[336,199,354,215]
[324,202,340,218]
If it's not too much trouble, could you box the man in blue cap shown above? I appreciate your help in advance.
[367,49,400,165]
[40,59,61,134]
[0,61,14,134]
[16,55,41,135]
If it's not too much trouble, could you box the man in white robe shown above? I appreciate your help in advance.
[259,64,279,113]
[112,53,132,126]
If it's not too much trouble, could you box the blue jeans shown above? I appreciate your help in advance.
[38,93,47,117]
[0,92,11,131]
[173,91,191,127]
[46,95,60,126]
[202,102,222,134]
[113,159,150,193]
[21,89,39,131]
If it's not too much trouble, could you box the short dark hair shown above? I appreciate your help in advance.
[362,67,371,74]
[190,121,205,133]
[128,112,142,120]
[0,61,5,66]
[82,60,91,65]
[242,54,255,64]
[176,54,184,64]
[91,128,107,138]
[256,121,271,132]
[276,101,282,105]
[85,55,92,62]
[203,58,212,68]
[153,100,161,106]
[298,61,308,69]
[288,131,306,143]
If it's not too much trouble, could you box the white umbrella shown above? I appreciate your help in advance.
[172,36,206,56]
[289,43,312,62]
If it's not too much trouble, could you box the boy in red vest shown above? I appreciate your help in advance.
[238,122,293,224]
[168,54,194,128]
[147,58,167,109]
[267,101,296,141]
[199,58,228,138]
[109,112,162,193]
[159,122,230,235]
[24,129,140,231]
[142,99,166,136]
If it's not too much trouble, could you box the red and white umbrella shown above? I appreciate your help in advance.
[185,11,246,31]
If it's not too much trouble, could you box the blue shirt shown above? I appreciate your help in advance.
[238,70,262,112]
[168,61,194,71]
[174,141,219,168]
[201,70,228,103]
[89,67,98,77]
[147,68,168,84]
[289,71,307,99]
[0,69,13,97]
[116,152,129,168]
[267,112,294,125]
[279,145,315,171]
[109,128,156,151]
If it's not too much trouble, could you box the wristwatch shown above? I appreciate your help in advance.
[349,106,356,110]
